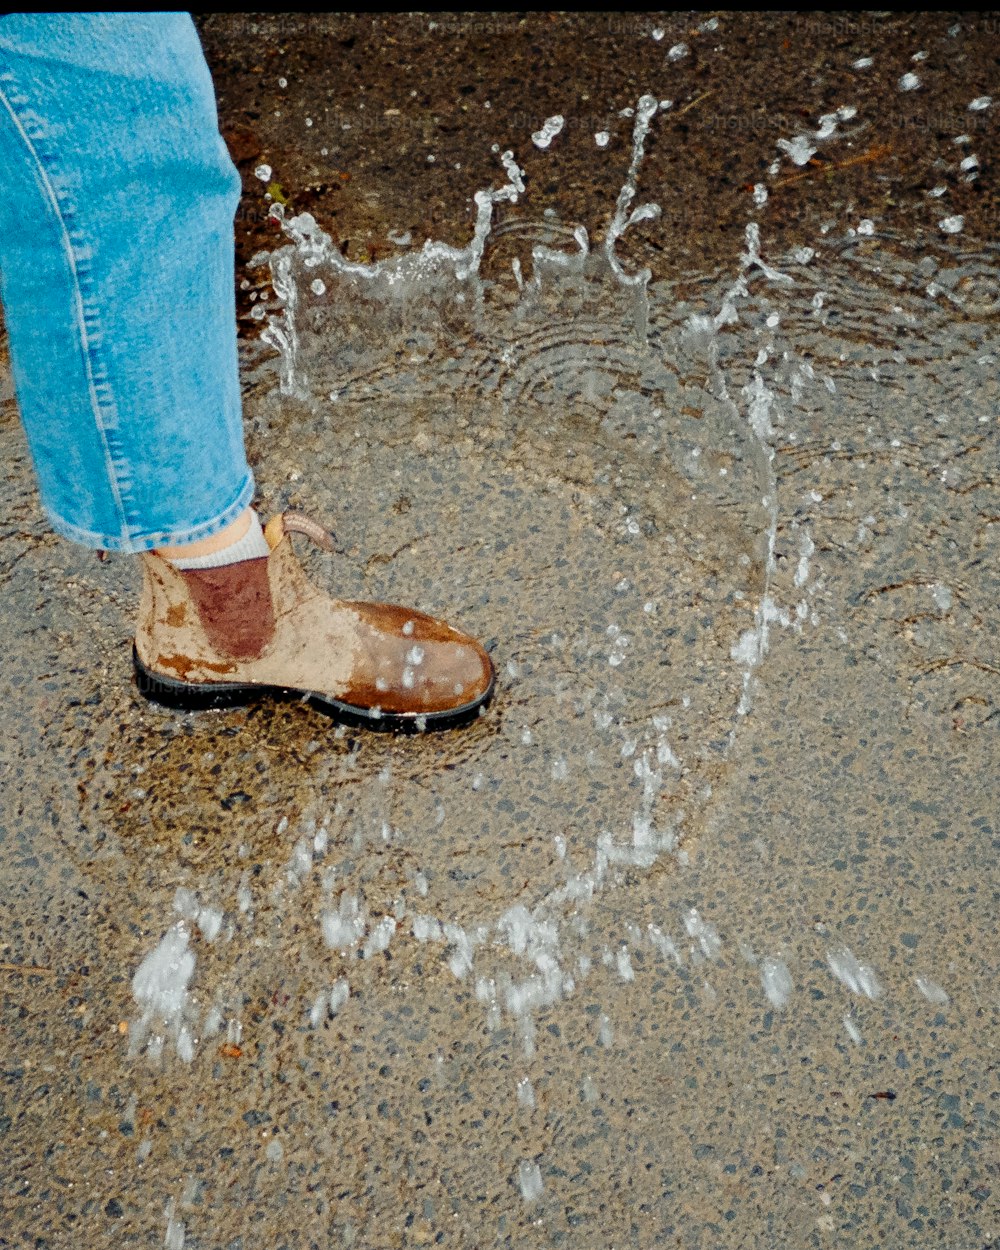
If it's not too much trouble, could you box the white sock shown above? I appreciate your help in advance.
[168,511,271,570]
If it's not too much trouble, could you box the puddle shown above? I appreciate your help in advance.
[48,89,998,1070]
[2,32,998,1246]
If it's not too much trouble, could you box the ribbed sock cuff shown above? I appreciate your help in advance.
[168,512,271,569]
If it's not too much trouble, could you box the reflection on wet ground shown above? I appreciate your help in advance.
[2,13,998,1249]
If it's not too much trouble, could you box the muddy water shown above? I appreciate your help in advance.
[2,19,999,1250]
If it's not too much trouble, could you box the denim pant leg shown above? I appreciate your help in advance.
[0,14,254,552]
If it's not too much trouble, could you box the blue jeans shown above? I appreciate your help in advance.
[0,14,253,552]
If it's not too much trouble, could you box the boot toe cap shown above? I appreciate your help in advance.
[347,603,495,718]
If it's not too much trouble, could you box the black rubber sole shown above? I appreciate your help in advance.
[132,645,495,734]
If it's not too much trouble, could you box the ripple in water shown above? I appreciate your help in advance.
[109,89,997,1061]
[238,147,779,1047]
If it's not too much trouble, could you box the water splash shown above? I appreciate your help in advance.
[191,85,993,1075]
[603,93,662,336]
[684,222,793,719]
[129,922,197,1065]
[258,140,529,395]
[259,247,300,397]
[826,946,884,999]
[260,91,667,395]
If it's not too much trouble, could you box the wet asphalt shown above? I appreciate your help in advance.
[1,13,999,1250]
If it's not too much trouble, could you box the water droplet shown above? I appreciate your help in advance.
[176,1025,194,1064]
[843,1015,863,1045]
[777,135,817,166]
[531,115,564,149]
[517,1160,543,1202]
[930,583,953,611]
[914,975,949,1005]
[164,1199,185,1250]
[760,958,793,1008]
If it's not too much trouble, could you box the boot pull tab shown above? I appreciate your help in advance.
[265,512,340,553]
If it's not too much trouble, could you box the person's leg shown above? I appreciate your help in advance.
[0,13,252,552]
[0,14,494,729]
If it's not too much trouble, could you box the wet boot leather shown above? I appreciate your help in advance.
[133,512,495,731]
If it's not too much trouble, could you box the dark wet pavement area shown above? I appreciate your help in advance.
[2,13,999,1249]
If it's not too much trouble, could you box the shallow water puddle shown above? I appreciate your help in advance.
[107,89,1000,1069]
[2,27,997,1244]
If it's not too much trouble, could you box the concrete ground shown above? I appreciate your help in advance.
[1,12,998,1249]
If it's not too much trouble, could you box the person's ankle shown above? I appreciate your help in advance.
[156,508,269,569]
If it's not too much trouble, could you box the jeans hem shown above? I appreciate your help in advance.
[44,471,256,553]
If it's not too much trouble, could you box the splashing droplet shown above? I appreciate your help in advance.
[531,115,565,149]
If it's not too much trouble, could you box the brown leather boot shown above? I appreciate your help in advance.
[132,512,495,732]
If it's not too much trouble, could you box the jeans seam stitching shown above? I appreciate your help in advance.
[0,74,133,545]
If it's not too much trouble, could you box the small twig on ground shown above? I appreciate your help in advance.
[771,144,893,190]
[676,90,714,117]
